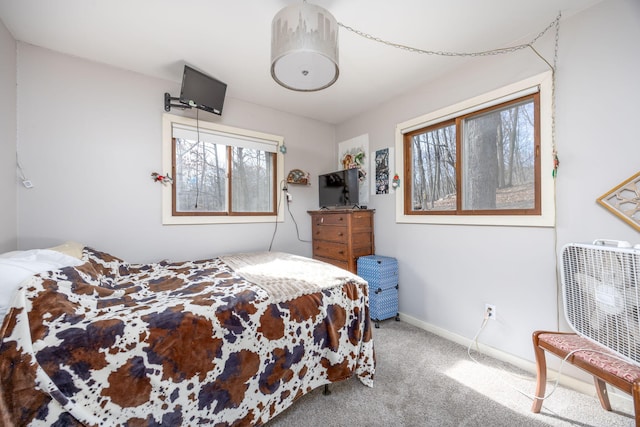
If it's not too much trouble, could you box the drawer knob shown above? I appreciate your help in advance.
[338,232,344,236]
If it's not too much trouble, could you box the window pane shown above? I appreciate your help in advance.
[410,124,457,211]
[462,99,535,210]
[231,147,274,213]
[175,138,227,212]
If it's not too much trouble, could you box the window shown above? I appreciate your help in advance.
[162,114,284,225]
[406,94,539,214]
[395,72,555,227]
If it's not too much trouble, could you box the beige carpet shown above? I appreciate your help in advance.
[268,320,635,426]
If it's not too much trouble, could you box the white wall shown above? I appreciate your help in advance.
[336,0,640,363]
[15,43,335,262]
[0,19,16,252]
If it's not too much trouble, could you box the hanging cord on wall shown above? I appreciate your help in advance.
[268,179,287,252]
[548,14,563,332]
[16,153,34,188]
[268,180,313,251]
[339,13,561,58]
[516,13,563,331]
[287,192,312,244]
[522,15,563,332]
[194,107,202,209]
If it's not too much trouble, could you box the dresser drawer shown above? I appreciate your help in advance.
[313,240,348,261]
[312,224,348,243]
[351,212,373,229]
[312,213,349,226]
[352,233,374,257]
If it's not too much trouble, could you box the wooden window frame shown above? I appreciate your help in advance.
[161,113,285,225]
[403,93,541,216]
[394,72,555,227]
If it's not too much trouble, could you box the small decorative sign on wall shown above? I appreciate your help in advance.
[372,147,394,195]
[286,169,310,185]
[338,134,369,205]
[597,171,640,231]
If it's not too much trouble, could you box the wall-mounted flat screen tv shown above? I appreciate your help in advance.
[318,168,360,209]
[179,65,227,116]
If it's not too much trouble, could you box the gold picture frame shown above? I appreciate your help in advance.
[596,171,640,232]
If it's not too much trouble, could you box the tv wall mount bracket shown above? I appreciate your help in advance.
[164,92,192,112]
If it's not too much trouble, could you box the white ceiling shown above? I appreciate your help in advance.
[0,0,603,124]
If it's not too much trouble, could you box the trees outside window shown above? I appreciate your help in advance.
[404,94,540,216]
[162,114,283,225]
[173,136,276,216]
[174,138,228,213]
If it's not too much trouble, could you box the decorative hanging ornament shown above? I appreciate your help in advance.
[392,173,400,188]
[552,152,559,178]
[151,172,173,185]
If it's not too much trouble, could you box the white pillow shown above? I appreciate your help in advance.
[0,249,84,323]
[0,251,23,259]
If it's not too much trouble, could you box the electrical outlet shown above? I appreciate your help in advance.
[485,303,496,320]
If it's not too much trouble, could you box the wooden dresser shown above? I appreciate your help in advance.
[308,209,375,274]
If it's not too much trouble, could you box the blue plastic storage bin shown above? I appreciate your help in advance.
[357,255,399,328]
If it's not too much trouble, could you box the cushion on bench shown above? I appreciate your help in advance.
[538,332,640,384]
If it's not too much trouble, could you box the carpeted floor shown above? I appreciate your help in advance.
[267,320,635,426]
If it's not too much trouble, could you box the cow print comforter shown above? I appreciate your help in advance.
[0,248,375,426]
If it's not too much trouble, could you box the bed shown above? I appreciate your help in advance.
[0,245,375,426]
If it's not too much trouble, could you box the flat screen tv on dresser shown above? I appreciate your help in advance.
[318,168,359,209]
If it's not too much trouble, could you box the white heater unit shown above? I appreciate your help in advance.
[561,240,640,364]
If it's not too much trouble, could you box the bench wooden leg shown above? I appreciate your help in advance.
[633,383,640,427]
[593,377,612,411]
[531,332,547,413]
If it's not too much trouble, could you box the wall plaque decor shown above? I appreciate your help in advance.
[597,171,640,232]
[286,169,310,185]
[338,134,369,205]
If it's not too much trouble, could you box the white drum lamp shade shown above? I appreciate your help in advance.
[271,2,339,92]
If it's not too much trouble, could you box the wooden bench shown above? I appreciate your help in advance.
[531,330,640,426]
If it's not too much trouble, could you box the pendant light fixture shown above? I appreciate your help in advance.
[271,1,339,92]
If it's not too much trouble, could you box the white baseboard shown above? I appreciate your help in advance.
[398,312,634,413]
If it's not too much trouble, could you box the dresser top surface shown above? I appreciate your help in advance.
[307,209,374,214]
